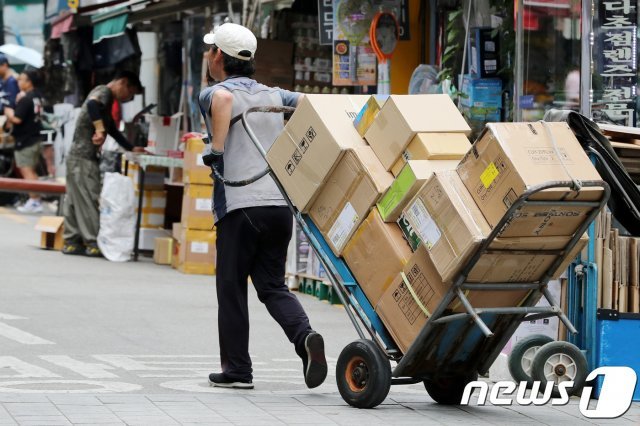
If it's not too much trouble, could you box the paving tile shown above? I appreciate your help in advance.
[46,396,102,406]
[3,403,60,417]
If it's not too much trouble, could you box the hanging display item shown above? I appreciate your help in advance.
[592,0,638,127]
[369,10,399,94]
[332,0,377,86]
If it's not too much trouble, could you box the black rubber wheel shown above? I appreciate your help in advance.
[508,334,554,385]
[530,341,588,398]
[424,372,478,405]
[336,339,391,409]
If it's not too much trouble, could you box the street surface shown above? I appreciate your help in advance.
[0,206,638,425]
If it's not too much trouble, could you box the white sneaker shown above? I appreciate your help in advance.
[17,199,43,213]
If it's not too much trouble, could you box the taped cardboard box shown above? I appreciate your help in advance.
[364,95,471,171]
[308,146,393,255]
[398,170,491,283]
[135,190,167,228]
[456,122,603,237]
[181,184,214,230]
[175,225,216,275]
[35,216,64,250]
[267,94,369,211]
[378,160,460,223]
[376,245,531,353]
[153,237,173,265]
[343,208,412,306]
[126,164,166,191]
[183,138,213,185]
[390,133,471,176]
[353,95,386,137]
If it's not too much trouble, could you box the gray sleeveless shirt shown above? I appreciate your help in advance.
[198,77,299,223]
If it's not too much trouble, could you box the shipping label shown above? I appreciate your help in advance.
[190,241,209,254]
[474,155,509,201]
[195,198,212,212]
[405,199,441,249]
[327,202,359,251]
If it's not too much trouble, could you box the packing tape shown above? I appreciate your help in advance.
[400,271,430,317]
[539,120,582,191]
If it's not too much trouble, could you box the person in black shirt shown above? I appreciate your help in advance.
[5,69,44,213]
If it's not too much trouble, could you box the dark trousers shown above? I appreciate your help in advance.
[216,206,312,381]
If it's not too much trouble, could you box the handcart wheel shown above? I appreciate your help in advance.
[508,334,554,385]
[530,341,588,397]
[336,339,391,409]
[424,372,478,405]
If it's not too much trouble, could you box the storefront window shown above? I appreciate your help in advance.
[518,0,582,121]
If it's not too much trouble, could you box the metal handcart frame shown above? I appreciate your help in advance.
[233,106,610,408]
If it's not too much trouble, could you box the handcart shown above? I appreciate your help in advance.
[224,106,610,408]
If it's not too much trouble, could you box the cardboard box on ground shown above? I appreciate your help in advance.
[172,223,216,275]
[456,122,603,237]
[35,216,64,250]
[364,95,471,171]
[153,237,173,265]
[266,94,370,211]
[183,138,214,185]
[390,133,471,177]
[308,146,393,256]
[343,208,413,306]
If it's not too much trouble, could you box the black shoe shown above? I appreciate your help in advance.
[62,242,84,255]
[300,332,327,389]
[84,245,102,257]
[208,372,254,389]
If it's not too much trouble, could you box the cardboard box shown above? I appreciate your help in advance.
[146,113,182,155]
[135,190,167,228]
[183,138,213,185]
[353,95,386,137]
[390,133,470,176]
[364,95,471,171]
[267,94,369,211]
[181,184,214,230]
[378,160,460,222]
[35,216,64,250]
[308,146,393,255]
[175,225,216,275]
[153,237,173,265]
[399,171,491,283]
[468,233,589,283]
[343,208,413,306]
[456,122,603,237]
[126,164,166,191]
[376,245,533,354]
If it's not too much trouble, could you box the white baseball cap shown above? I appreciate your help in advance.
[203,23,257,61]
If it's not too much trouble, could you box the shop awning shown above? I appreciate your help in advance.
[51,14,75,39]
[92,7,129,43]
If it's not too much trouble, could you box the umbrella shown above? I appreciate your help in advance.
[0,44,43,68]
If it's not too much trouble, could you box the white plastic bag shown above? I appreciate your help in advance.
[98,172,136,262]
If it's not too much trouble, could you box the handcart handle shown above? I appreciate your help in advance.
[208,106,296,188]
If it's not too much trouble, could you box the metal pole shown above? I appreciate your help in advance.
[514,0,524,122]
[579,0,593,117]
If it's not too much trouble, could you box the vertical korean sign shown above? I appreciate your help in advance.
[593,0,638,126]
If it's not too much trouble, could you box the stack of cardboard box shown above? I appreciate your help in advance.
[171,138,216,275]
[267,94,603,354]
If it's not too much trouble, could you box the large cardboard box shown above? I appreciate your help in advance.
[267,94,369,211]
[377,160,460,223]
[308,146,393,255]
[364,95,471,171]
[175,225,216,275]
[456,122,603,237]
[390,133,470,176]
[399,171,491,283]
[343,208,413,306]
[181,184,214,230]
[183,138,213,185]
[376,245,533,353]
[35,216,64,250]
